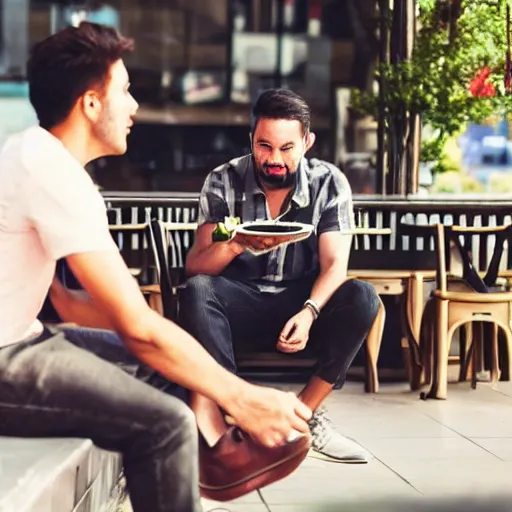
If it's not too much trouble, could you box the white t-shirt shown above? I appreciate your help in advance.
[0,126,117,347]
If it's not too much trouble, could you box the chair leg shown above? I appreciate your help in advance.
[499,324,512,382]
[415,298,435,391]
[403,273,424,390]
[423,299,449,400]
[364,297,386,393]
[490,323,501,388]
[412,316,429,391]
[470,322,486,390]
[459,323,473,382]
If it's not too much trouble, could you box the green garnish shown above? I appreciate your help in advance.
[212,216,240,242]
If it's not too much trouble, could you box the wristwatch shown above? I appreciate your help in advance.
[303,299,320,320]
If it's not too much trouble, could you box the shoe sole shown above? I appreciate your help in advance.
[307,448,369,464]
[199,448,309,502]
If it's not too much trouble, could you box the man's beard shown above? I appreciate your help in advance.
[256,163,297,189]
[93,103,125,155]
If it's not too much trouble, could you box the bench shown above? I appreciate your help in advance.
[0,437,122,512]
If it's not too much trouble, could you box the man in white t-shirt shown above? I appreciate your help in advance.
[0,22,312,512]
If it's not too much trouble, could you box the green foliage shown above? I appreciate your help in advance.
[420,135,447,166]
[430,170,484,193]
[420,129,464,173]
[352,0,512,171]
[489,172,512,192]
[417,0,436,10]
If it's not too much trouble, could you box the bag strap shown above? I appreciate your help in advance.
[450,228,510,292]
[450,232,488,292]
[483,228,509,287]
[227,163,244,219]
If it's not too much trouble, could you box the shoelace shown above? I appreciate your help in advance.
[309,408,330,429]
[309,410,334,449]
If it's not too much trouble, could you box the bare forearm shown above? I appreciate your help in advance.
[186,240,243,276]
[123,310,246,411]
[309,263,348,309]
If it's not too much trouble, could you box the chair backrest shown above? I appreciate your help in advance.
[108,223,153,285]
[348,229,394,270]
[397,221,445,272]
[439,224,512,293]
[54,222,153,289]
[400,222,512,293]
[350,208,440,271]
[148,219,177,320]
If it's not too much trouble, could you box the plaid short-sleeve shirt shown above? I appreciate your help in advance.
[198,154,354,292]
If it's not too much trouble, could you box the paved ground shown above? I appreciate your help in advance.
[120,374,512,512]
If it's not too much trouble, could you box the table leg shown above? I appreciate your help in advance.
[402,273,426,390]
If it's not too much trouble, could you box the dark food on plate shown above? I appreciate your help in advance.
[211,219,314,253]
[242,224,303,234]
[237,222,313,252]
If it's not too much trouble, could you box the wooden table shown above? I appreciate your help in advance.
[346,227,434,390]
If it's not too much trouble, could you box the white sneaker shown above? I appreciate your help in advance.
[308,407,372,463]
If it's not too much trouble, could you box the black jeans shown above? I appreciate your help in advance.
[0,326,202,512]
[179,276,380,386]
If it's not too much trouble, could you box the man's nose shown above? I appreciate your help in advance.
[130,94,139,115]
[268,149,284,165]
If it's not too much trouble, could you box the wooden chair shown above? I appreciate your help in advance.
[149,219,387,392]
[363,295,386,392]
[393,220,442,390]
[350,220,437,392]
[408,223,512,400]
[53,222,154,291]
[108,223,150,281]
[107,222,163,312]
[147,219,196,320]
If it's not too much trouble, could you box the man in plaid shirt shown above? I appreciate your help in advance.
[181,89,380,462]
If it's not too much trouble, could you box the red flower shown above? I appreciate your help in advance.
[469,66,496,97]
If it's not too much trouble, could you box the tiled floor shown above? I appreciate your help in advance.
[121,376,512,511]
[202,377,512,512]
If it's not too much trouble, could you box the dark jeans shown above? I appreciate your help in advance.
[179,276,380,386]
[0,326,202,512]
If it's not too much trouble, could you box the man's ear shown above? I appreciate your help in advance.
[305,132,316,152]
[80,90,102,123]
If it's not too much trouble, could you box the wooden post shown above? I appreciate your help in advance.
[387,0,418,195]
[405,0,419,195]
[376,0,390,195]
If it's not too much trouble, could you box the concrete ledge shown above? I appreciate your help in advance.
[0,437,122,512]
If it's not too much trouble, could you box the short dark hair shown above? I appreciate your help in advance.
[28,22,134,129]
[251,88,311,135]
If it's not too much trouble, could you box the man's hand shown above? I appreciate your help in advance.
[227,384,312,447]
[186,223,245,276]
[277,308,315,353]
[232,232,276,252]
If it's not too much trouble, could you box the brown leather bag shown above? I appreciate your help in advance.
[199,426,311,502]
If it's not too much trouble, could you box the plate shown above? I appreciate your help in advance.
[235,221,314,255]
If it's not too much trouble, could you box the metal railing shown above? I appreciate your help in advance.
[102,193,512,282]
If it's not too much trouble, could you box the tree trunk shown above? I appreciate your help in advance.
[382,0,418,195]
